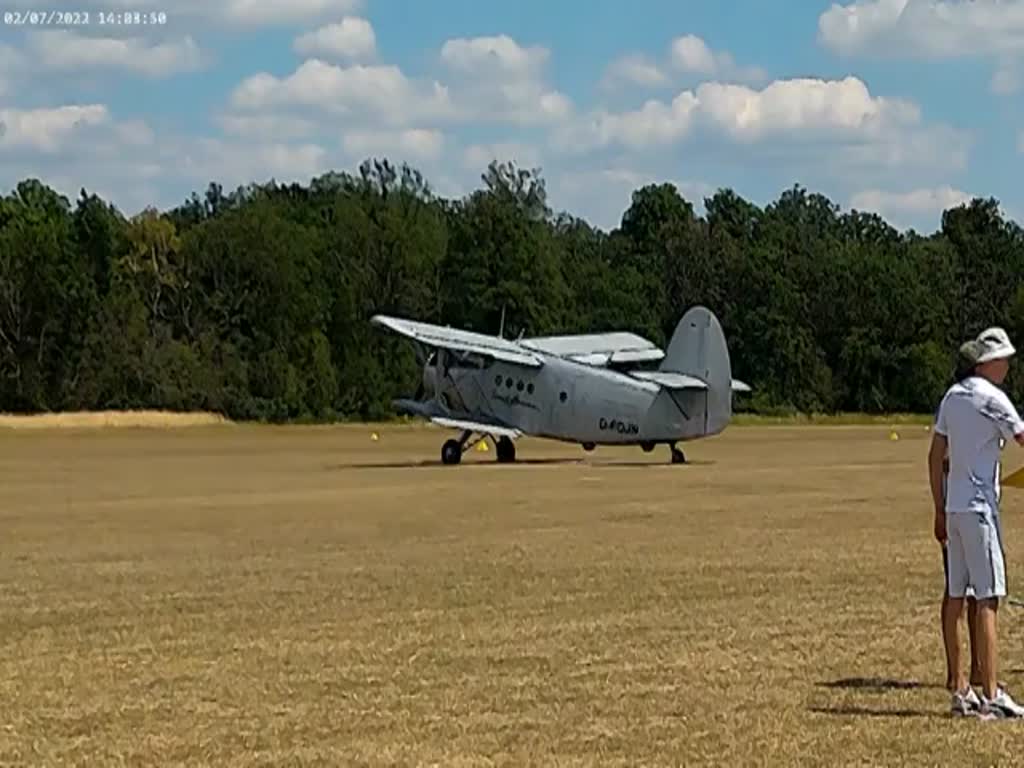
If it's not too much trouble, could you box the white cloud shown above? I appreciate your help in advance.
[230,59,455,125]
[601,34,764,93]
[0,105,110,153]
[439,34,572,125]
[600,54,670,90]
[991,61,1021,94]
[440,34,548,77]
[670,34,767,83]
[849,185,973,229]
[556,76,937,158]
[695,77,918,142]
[293,17,375,60]
[819,0,1024,58]
[343,129,444,162]
[26,30,203,77]
[556,92,700,152]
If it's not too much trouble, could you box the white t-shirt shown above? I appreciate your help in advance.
[935,376,1024,514]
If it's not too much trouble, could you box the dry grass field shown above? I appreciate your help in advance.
[5,419,1024,765]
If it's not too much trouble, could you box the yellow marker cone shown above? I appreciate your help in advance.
[889,431,899,441]
[476,441,489,452]
[371,432,379,441]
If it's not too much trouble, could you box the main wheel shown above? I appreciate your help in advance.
[641,441,655,453]
[441,439,462,465]
[670,446,686,464]
[496,436,516,463]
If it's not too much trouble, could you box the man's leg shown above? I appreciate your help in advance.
[976,597,1000,700]
[944,594,968,694]
[942,546,968,690]
[967,598,981,687]
[958,511,1023,716]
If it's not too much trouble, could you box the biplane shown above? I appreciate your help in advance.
[370,305,750,465]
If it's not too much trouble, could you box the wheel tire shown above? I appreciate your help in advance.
[441,439,462,465]
[641,441,655,453]
[671,447,686,464]
[582,442,596,452]
[496,436,516,463]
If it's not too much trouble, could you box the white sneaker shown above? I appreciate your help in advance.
[980,687,1024,719]
[951,687,982,717]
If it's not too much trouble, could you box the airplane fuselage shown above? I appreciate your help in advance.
[423,351,717,445]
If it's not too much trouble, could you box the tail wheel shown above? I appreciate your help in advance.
[496,436,516,463]
[441,439,462,465]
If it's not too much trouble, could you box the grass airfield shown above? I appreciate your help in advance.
[4,418,1024,765]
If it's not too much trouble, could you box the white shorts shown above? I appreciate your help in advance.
[946,510,1006,600]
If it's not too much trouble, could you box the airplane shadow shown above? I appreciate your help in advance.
[816,677,943,692]
[807,706,936,719]
[327,458,717,471]
[809,677,946,720]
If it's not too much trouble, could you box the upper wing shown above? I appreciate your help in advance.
[371,315,543,367]
[520,331,664,366]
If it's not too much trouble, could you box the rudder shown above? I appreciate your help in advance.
[660,306,733,435]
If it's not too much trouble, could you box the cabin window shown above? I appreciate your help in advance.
[506,377,513,388]
[527,383,534,394]
[559,391,567,403]
[517,381,524,391]
[495,375,502,386]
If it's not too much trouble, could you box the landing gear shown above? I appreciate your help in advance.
[641,441,656,453]
[496,436,516,463]
[441,438,462,465]
[440,430,517,465]
[670,445,687,464]
[582,442,596,452]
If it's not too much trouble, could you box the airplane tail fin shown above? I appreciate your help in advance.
[659,306,733,435]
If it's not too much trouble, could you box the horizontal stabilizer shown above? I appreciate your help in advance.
[371,314,543,367]
[630,371,708,389]
[731,379,752,392]
[431,416,522,439]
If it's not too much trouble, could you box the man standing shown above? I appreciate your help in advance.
[941,341,982,703]
[929,327,1024,719]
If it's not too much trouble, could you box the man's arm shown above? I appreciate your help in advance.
[929,432,948,543]
[983,391,1024,446]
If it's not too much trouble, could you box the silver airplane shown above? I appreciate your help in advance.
[370,305,751,465]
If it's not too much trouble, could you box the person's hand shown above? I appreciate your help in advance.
[934,510,947,544]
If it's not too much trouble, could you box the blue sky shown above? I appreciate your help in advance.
[2,0,1024,232]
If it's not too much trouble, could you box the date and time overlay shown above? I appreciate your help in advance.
[4,9,167,25]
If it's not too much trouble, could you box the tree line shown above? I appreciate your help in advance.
[2,159,1022,422]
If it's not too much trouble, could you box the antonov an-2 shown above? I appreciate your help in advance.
[370,305,751,465]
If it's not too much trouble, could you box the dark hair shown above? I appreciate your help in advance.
[953,339,983,383]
